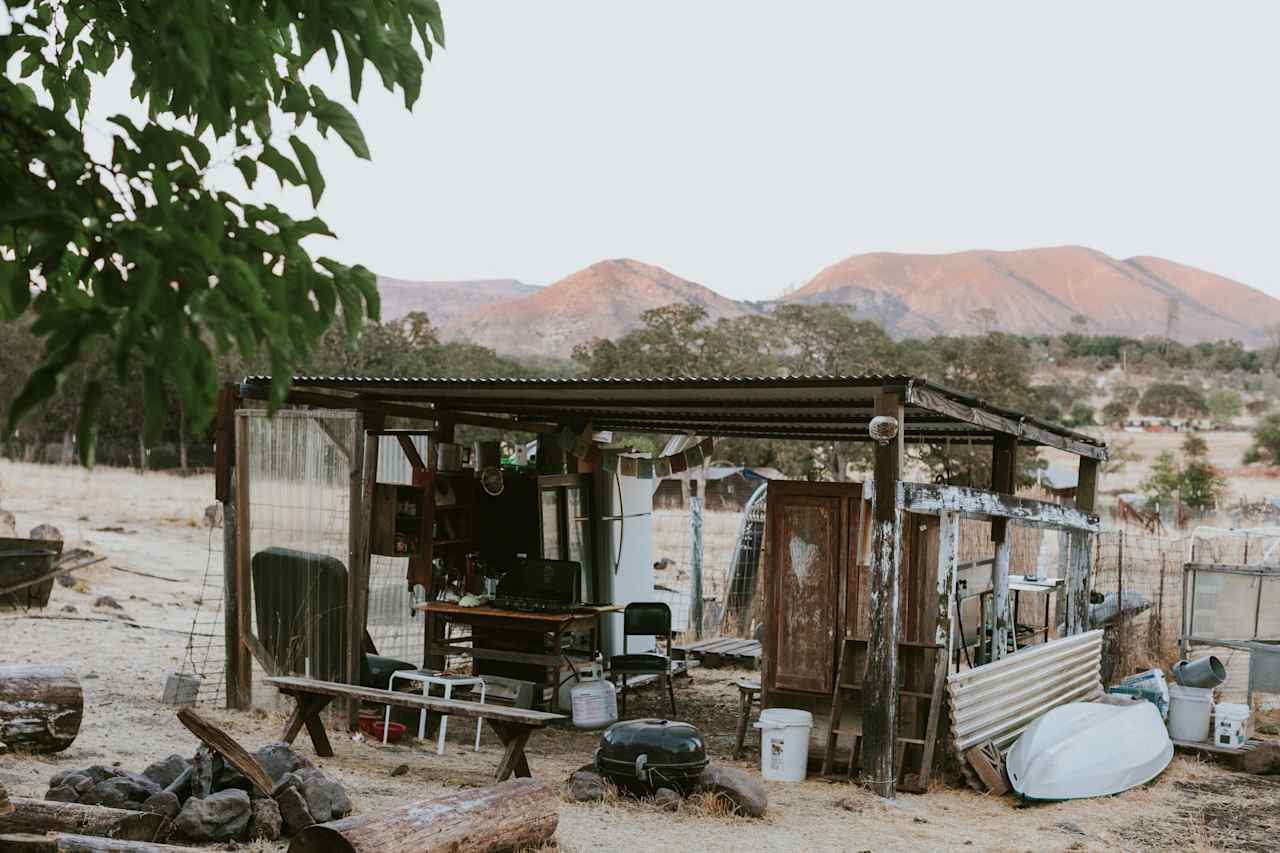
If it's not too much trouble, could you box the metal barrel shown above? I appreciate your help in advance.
[1172,655,1226,688]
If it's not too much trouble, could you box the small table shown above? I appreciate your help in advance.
[733,679,761,759]
[417,602,621,713]
[385,670,487,754]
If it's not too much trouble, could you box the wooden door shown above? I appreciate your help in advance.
[767,485,842,694]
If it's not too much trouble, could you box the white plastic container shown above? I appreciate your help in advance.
[570,677,618,730]
[1214,702,1250,748]
[754,708,813,782]
[1167,684,1213,742]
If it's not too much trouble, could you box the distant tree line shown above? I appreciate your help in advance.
[4,302,1279,482]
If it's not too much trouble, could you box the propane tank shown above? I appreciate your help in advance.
[570,656,618,730]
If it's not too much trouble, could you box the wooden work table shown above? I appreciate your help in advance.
[415,602,620,714]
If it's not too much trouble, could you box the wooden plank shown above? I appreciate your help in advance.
[906,383,1107,461]
[266,677,563,726]
[898,483,1100,532]
[213,383,236,503]
[240,631,277,676]
[176,708,275,797]
[232,411,253,709]
[861,387,904,798]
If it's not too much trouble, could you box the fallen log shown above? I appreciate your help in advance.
[0,665,83,753]
[0,798,170,842]
[288,778,558,853]
[175,708,274,796]
[0,833,202,852]
[1,781,12,816]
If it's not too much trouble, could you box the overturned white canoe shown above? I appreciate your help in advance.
[1006,700,1173,800]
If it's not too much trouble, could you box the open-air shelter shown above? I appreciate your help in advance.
[216,374,1107,798]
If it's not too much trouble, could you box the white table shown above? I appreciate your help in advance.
[384,670,487,754]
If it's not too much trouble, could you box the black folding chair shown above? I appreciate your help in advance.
[609,602,677,717]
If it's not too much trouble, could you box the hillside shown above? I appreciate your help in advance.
[376,277,541,326]
[439,258,759,358]
[784,246,1280,342]
[379,247,1280,360]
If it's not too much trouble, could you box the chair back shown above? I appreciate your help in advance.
[623,602,673,655]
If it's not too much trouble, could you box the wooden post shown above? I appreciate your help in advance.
[860,387,904,798]
[344,413,378,729]
[1065,457,1099,636]
[215,385,244,710]
[915,510,959,790]
[989,434,1017,660]
[233,411,253,708]
[690,495,704,639]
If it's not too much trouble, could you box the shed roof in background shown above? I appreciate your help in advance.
[239,374,1107,460]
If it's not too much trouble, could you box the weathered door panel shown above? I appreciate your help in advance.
[772,496,841,693]
[764,481,866,699]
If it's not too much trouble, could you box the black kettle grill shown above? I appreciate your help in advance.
[594,719,709,795]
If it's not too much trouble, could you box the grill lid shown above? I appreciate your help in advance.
[594,719,708,785]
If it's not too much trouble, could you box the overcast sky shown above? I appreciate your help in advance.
[88,2,1280,300]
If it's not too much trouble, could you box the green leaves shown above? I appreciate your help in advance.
[310,87,371,159]
[0,1,445,465]
[288,137,326,205]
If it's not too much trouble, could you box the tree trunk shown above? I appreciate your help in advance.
[288,778,558,853]
[0,799,170,842]
[0,833,201,852]
[0,665,83,753]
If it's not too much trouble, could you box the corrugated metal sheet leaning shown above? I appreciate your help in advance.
[947,629,1104,753]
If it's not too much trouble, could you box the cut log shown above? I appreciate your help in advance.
[0,665,83,753]
[175,708,274,796]
[288,778,558,853]
[1,781,12,816]
[0,798,170,842]
[0,833,202,852]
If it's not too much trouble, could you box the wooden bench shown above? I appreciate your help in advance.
[265,676,564,781]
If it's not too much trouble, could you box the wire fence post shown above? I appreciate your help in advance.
[690,494,703,640]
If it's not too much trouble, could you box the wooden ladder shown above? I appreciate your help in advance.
[822,636,949,793]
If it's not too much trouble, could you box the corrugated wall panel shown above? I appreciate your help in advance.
[948,629,1104,752]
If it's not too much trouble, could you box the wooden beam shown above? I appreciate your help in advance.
[906,383,1108,460]
[898,483,1100,532]
[1075,456,1099,513]
[861,387,904,798]
[232,412,253,709]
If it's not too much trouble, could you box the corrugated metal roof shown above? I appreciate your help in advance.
[239,373,1107,457]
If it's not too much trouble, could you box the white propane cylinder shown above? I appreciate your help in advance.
[570,678,618,730]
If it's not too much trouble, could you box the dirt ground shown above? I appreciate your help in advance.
[3,460,1279,852]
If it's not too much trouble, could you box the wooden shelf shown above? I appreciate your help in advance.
[434,504,473,511]
[433,538,471,546]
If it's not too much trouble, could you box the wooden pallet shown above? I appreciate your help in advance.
[822,636,947,794]
[1172,736,1265,757]
[671,637,761,668]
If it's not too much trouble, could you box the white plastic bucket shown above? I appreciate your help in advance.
[1167,684,1213,742]
[755,708,813,782]
[1214,702,1250,748]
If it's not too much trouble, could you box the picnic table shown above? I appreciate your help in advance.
[266,676,563,780]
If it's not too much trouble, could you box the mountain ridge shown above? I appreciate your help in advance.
[378,246,1280,359]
